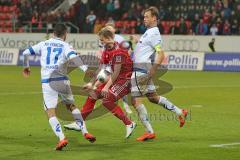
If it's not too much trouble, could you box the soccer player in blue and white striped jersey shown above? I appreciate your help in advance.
[22,24,96,150]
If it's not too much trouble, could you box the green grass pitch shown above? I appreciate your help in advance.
[0,66,239,160]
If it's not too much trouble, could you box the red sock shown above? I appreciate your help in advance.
[81,96,96,120]
[103,100,132,125]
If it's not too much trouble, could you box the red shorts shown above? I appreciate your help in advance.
[94,78,131,102]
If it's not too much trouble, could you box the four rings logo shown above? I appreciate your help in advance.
[169,39,200,52]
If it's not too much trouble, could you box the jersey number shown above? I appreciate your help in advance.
[46,47,62,65]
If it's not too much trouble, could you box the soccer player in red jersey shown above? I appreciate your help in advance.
[81,27,136,138]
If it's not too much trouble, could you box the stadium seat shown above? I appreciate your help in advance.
[130,20,137,27]
[5,27,13,32]
[5,21,12,27]
[18,27,24,32]
[0,14,4,20]
[123,20,130,28]
[9,5,17,12]
[5,14,11,20]
[0,21,5,28]
[115,21,123,28]
[3,6,10,13]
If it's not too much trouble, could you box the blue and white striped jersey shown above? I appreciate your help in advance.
[23,37,86,83]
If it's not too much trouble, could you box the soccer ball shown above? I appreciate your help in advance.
[97,69,110,83]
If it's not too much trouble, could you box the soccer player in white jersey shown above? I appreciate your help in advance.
[63,23,132,131]
[131,7,188,141]
[22,24,96,150]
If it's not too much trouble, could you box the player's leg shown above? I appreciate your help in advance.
[102,80,136,138]
[131,71,155,141]
[63,96,97,131]
[42,83,67,150]
[131,97,156,141]
[63,84,104,131]
[65,103,96,143]
[60,81,96,143]
[146,91,188,127]
[122,95,132,114]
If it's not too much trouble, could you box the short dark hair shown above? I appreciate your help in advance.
[98,27,114,39]
[54,23,67,37]
[144,6,159,19]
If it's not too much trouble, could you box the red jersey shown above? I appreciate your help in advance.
[100,43,133,79]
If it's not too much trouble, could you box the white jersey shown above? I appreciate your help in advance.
[133,27,162,72]
[23,37,80,83]
[114,34,125,44]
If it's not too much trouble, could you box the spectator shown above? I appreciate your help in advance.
[196,19,208,35]
[179,18,188,34]
[106,0,114,13]
[163,21,171,34]
[231,19,239,35]
[86,10,96,32]
[210,23,219,35]
[170,21,179,35]
[135,19,146,34]
[93,19,103,33]
[222,20,231,35]
[216,17,223,35]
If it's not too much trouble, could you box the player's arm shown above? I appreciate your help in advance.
[104,63,121,88]
[148,33,165,77]
[22,43,41,77]
[67,51,88,72]
[149,44,165,77]
[101,63,121,97]
[101,54,124,97]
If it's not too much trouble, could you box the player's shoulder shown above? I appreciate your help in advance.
[114,34,125,43]
[147,27,160,36]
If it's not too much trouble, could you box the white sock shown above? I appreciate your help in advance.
[122,96,129,107]
[49,117,65,141]
[136,104,154,133]
[72,108,88,135]
[158,96,182,115]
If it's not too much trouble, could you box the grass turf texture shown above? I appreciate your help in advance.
[0,66,239,160]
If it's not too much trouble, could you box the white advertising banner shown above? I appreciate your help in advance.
[0,33,99,50]
[0,33,239,52]
[162,52,205,71]
[0,48,19,65]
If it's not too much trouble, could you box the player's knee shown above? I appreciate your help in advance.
[131,97,141,108]
[147,95,159,104]
[65,104,76,111]
[46,108,56,118]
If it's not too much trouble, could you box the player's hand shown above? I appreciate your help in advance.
[101,86,109,98]
[83,82,93,90]
[22,67,30,77]
[85,69,95,78]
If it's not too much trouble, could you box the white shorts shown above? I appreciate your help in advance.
[131,71,156,97]
[42,80,74,110]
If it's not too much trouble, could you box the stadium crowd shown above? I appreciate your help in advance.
[0,0,240,35]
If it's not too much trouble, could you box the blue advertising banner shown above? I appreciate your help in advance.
[18,49,41,66]
[204,53,240,72]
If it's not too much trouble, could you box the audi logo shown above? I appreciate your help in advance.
[169,39,200,52]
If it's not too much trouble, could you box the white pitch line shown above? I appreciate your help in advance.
[191,105,203,108]
[210,142,240,148]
